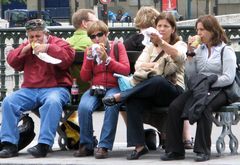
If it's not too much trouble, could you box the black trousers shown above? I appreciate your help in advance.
[124,76,184,147]
[165,90,228,155]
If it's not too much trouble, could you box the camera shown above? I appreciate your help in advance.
[90,85,106,98]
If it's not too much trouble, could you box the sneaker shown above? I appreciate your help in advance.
[95,147,108,159]
[27,143,50,158]
[0,142,18,158]
[73,144,93,157]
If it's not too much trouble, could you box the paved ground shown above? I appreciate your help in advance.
[0,111,240,164]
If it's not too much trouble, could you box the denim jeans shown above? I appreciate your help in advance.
[78,87,120,150]
[0,87,70,146]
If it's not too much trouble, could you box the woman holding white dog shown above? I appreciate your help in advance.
[74,20,130,159]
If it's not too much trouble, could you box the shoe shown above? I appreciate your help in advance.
[27,143,50,158]
[95,147,108,159]
[102,96,117,106]
[161,152,185,161]
[0,142,18,158]
[73,144,93,157]
[194,153,210,162]
[183,139,194,149]
[127,146,149,160]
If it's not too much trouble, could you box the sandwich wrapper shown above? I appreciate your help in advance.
[142,27,162,46]
[32,42,62,64]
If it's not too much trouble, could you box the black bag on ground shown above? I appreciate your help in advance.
[144,128,161,150]
[0,113,35,151]
[18,114,36,150]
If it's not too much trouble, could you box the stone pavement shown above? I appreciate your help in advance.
[0,144,239,165]
[0,112,240,164]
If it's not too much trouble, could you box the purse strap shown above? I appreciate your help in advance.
[221,45,239,74]
[153,51,165,62]
[220,46,226,74]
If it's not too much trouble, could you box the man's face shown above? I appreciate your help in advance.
[27,30,45,44]
[85,13,98,28]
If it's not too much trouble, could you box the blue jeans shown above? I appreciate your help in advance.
[78,87,120,150]
[0,87,70,146]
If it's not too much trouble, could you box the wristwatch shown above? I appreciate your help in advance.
[186,51,196,57]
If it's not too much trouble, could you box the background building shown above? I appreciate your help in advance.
[1,0,240,22]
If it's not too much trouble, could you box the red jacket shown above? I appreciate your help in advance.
[80,41,130,88]
[7,35,75,88]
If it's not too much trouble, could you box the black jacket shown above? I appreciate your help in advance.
[123,33,145,51]
[182,74,220,124]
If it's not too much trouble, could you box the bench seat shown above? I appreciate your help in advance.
[56,51,240,155]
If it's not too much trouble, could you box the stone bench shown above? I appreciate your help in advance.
[57,50,240,156]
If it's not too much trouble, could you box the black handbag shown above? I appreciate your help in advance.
[221,46,240,103]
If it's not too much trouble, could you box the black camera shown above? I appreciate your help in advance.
[90,85,106,98]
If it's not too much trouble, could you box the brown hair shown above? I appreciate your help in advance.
[134,6,160,29]
[195,15,228,46]
[72,9,95,29]
[155,12,180,45]
[87,20,109,36]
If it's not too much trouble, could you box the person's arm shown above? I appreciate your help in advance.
[212,46,236,87]
[7,42,31,71]
[134,45,153,71]
[105,42,130,75]
[80,48,94,82]
[150,33,187,63]
[46,36,75,70]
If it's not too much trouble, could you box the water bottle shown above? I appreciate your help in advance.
[71,78,79,105]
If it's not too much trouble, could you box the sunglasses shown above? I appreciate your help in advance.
[25,19,45,30]
[89,32,104,39]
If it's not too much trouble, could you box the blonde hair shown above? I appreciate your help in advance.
[72,9,95,29]
[87,20,109,36]
[134,6,160,29]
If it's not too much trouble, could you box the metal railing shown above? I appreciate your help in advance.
[0,25,239,100]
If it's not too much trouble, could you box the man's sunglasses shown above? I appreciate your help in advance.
[89,32,104,39]
[25,19,45,30]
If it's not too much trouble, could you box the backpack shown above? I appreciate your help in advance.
[59,116,98,150]
[0,113,35,151]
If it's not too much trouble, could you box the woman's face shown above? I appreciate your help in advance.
[89,31,107,44]
[156,19,174,42]
[196,22,212,45]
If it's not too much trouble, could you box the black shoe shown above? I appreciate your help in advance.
[27,143,50,158]
[102,96,117,106]
[194,153,210,162]
[127,146,149,160]
[161,152,185,161]
[0,142,18,158]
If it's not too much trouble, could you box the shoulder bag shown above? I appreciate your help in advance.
[221,46,240,103]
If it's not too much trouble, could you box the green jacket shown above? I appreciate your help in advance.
[66,29,92,51]
[67,29,93,94]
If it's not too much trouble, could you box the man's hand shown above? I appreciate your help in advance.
[32,43,48,55]
[20,43,32,57]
